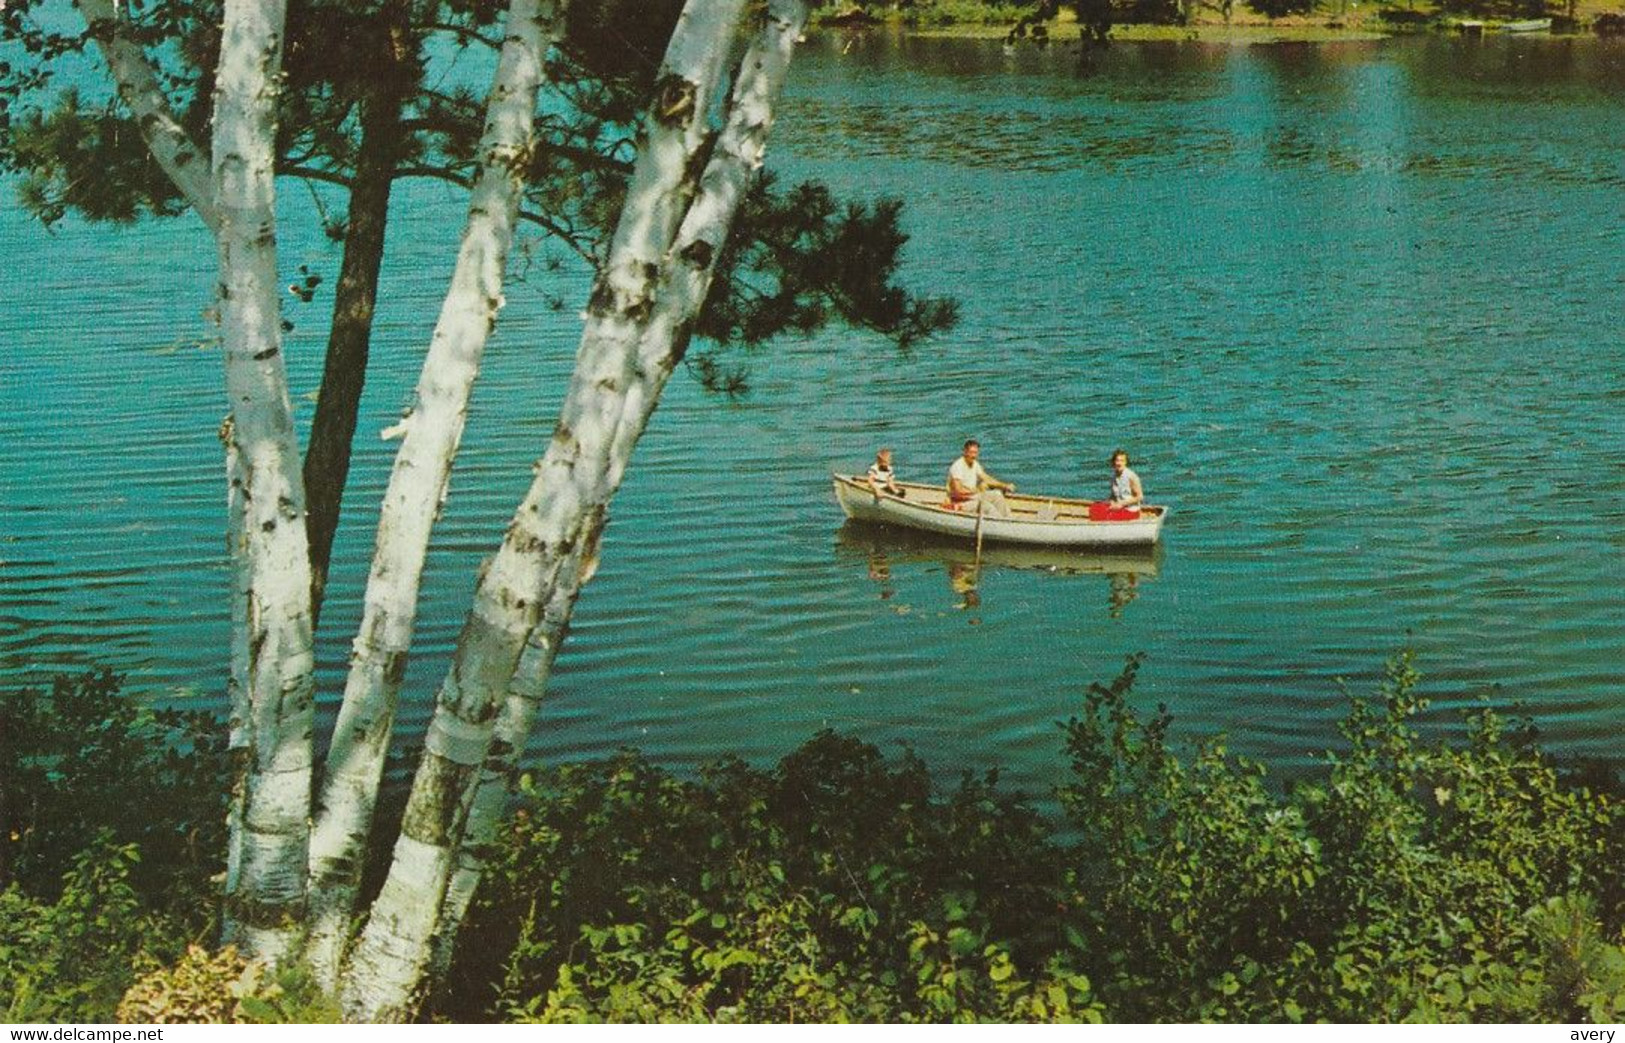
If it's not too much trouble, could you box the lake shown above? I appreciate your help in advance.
[1,31,1622,797]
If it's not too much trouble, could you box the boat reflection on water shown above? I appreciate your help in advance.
[835,521,1162,616]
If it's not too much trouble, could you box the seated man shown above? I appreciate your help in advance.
[947,439,1014,519]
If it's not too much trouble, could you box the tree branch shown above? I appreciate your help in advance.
[75,0,219,231]
[517,206,597,263]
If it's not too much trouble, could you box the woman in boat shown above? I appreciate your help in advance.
[866,448,903,498]
[1107,449,1143,516]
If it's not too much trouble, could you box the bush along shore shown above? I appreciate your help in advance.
[814,0,1625,41]
[3,657,1622,1023]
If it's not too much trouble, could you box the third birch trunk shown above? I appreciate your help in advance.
[75,0,219,231]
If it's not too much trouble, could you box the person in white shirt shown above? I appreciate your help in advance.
[1108,449,1143,515]
[866,448,903,498]
[947,439,1014,519]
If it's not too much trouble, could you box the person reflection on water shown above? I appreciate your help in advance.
[947,439,1014,519]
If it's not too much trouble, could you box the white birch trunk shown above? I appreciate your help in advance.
[337,0,748,1022]
[423,537,591,983]
[303,0,563,990]
[212,0,315,964]
[220,418,251,939]
[608,0,810,488]
[74,0,219,231]
[425,0,811,967]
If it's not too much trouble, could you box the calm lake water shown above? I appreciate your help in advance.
[2,33,1622,795]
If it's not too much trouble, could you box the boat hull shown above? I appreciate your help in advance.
[832,475,1165,547]
[837,520,1162,576]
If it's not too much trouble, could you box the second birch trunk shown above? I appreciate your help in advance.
[337,0,749,1021]
[426,0,813,963]
[303,0,562,989]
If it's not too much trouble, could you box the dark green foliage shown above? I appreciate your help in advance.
[454,653,1624,1023]
[1125,0,1187,24]
[450,732,1080,1021]
[1008,1,1118,46]
[1376,7,1438,26]
[1054,654,1324,1018]
[6,90,189,226]
[0,836,172,1021]
[1051,654,1625,1022]
[4,662,1620,1022]
[0,670,228,903]
[691,178,959,391]
[0,671,228,1021]
[1246,0,1317,20]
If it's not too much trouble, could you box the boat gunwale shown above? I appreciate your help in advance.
[831,473,1167,527]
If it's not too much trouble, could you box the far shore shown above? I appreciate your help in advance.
[817,4,1623,44]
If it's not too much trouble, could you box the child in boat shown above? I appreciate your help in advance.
[867,448,903,498]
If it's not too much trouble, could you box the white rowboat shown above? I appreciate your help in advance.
[832,474,1166,548]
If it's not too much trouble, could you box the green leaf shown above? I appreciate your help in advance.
[237,996,280,1023]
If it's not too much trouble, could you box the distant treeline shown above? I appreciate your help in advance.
[3,658,1622,1023]
[822,0,1573,31]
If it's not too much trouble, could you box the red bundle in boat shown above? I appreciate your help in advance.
[1089,501,1141,522]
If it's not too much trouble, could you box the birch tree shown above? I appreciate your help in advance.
[303,0,565,989]
[431,0,816,967]
[337,0,751,1019]
[2,0,957,1019]
[206,0,317,964]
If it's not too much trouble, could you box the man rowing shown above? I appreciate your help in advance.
[947,439,1014,519]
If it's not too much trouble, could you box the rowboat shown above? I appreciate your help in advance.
[832,474,1167,548]
[1501,17,1551,31]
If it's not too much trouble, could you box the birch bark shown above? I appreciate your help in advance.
[211,0,315,964]
[74,0,218,231]
[303,0,562,990]
[426,0,812,965]
[220,418,249,924]
[338,0,748,1022]
[608,0,811,486]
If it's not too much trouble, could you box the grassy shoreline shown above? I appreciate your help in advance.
[817,2,1623,43]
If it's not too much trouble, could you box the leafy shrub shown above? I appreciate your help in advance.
[1376,7,1437,24]
[4,663,1619,1023]
[0,671,228,1021]
[0,669,228,911]
[1246,0,1317,18]
[118,945,340,1024]
[453,732,1071,1021]
[0,836,171,1021]
[458,653,1622,1023]
[899,2,1036,28]
[1054,653,1624,1022]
